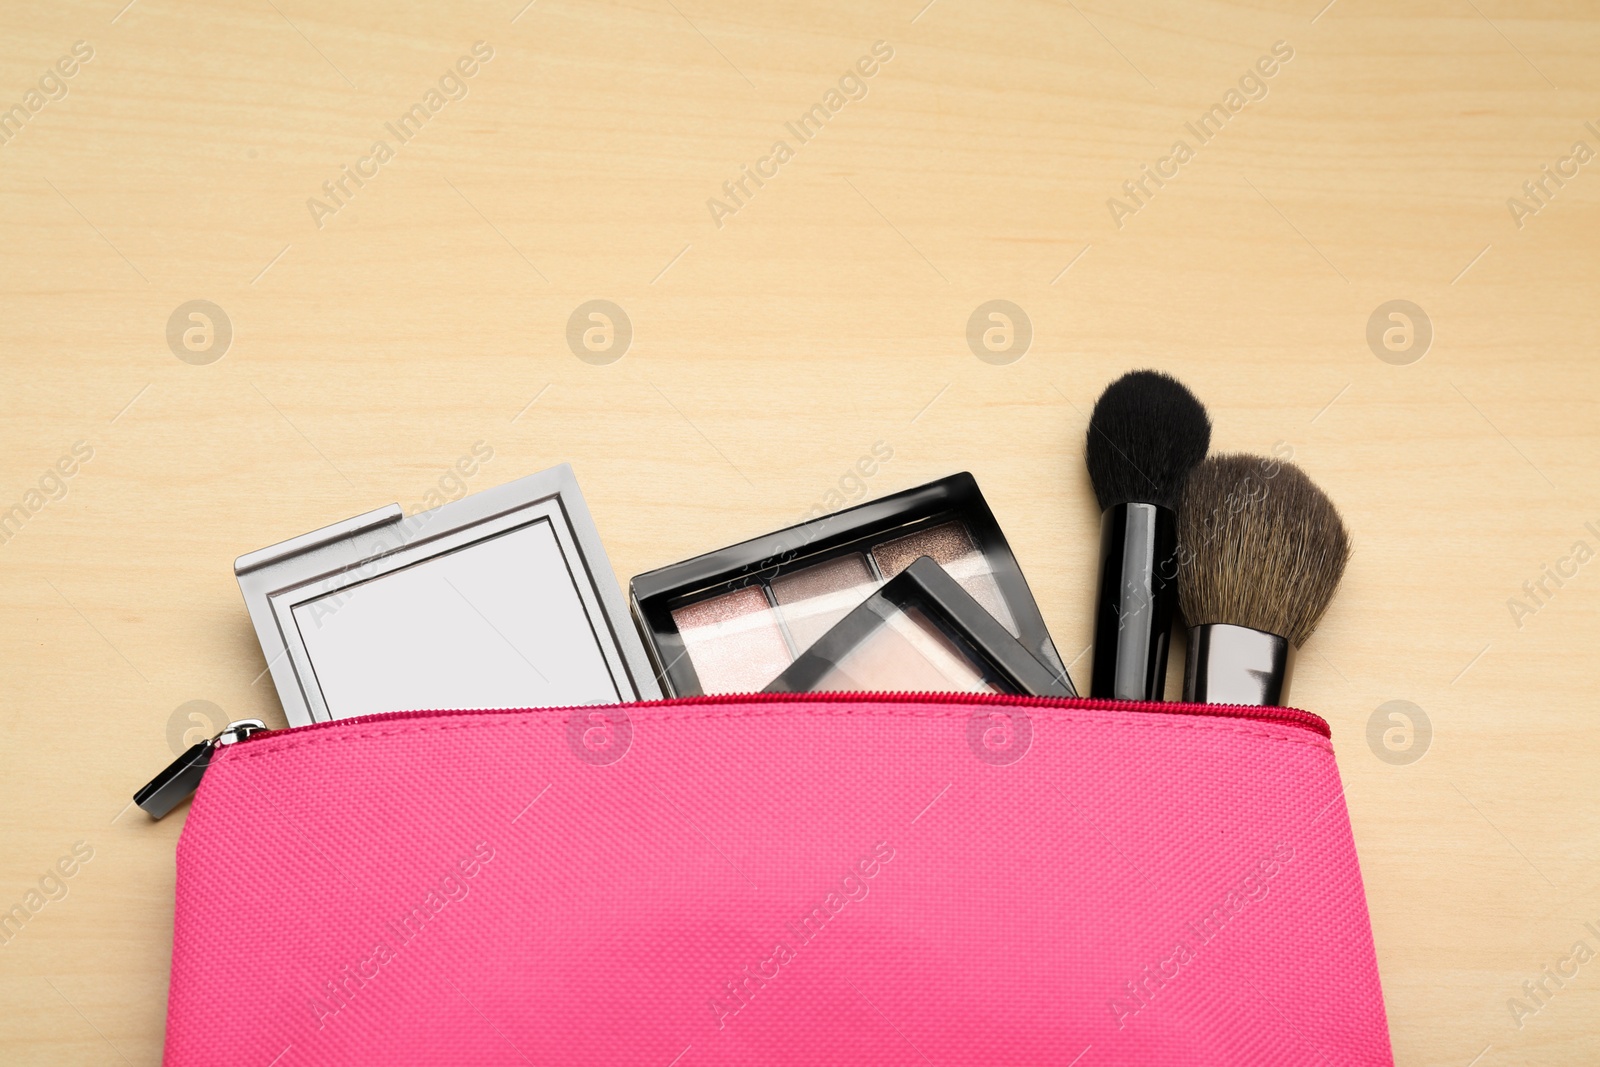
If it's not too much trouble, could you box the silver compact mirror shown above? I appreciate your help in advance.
[236,463,660,727]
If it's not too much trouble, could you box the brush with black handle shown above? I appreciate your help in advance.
[1177,454,1351,706]
[1085,370,1212,701]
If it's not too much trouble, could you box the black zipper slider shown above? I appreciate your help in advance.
[134,719,268,820]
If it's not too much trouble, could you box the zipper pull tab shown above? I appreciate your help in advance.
[134,719,268,820]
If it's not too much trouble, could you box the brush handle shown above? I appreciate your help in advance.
[1182,623,1294,706]
[1090,502,1178,700]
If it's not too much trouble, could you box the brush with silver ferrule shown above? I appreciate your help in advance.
[1086,370,1211,701]
[1177,454,1350,706]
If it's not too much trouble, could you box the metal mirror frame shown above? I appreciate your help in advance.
[235,463,661,727]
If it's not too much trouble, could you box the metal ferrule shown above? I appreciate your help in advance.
[1182,623,1294,707]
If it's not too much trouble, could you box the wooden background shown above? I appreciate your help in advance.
[1,0,1596,1062]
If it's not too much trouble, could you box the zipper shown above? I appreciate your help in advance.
[250,691,1327,738]
[133,719,269,820]
[134,694,1326,818]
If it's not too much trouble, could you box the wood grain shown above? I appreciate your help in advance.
[1,0,1596,1063]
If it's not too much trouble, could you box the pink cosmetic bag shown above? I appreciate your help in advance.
[165,694,1392,1065]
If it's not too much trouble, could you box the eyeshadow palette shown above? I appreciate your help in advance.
[764,556,1075,697]
[630,473,1072,696]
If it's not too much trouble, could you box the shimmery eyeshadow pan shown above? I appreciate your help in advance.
[631,473,1073,697]
[671,586,794,694]
[872,521,1016,634]
[770,553,880,653]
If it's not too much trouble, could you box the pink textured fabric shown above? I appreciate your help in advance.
[166,695,1392,1066]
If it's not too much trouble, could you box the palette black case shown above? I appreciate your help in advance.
[629,472,1072,696]
[764,556,1075,697]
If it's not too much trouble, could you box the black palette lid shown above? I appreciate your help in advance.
[764,556,1075,697]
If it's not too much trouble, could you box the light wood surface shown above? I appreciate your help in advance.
[2,0,1597,1062]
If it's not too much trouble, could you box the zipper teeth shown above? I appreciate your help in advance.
[240,691,1329,740]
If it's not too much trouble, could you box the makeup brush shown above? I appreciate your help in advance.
[1085,370,1212,701]
[1177,454,1351,706]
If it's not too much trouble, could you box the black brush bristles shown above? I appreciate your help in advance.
[1177,454,1351,648]
[1085,370,1212,511]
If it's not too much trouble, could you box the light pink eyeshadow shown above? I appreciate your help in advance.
[816,606,995,693]
[672,586,793,693]
[770,553,879,653]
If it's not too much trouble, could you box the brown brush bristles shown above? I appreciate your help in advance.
[1177,454,1351,647]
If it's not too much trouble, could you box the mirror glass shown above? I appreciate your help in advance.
[292,519,621,718]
